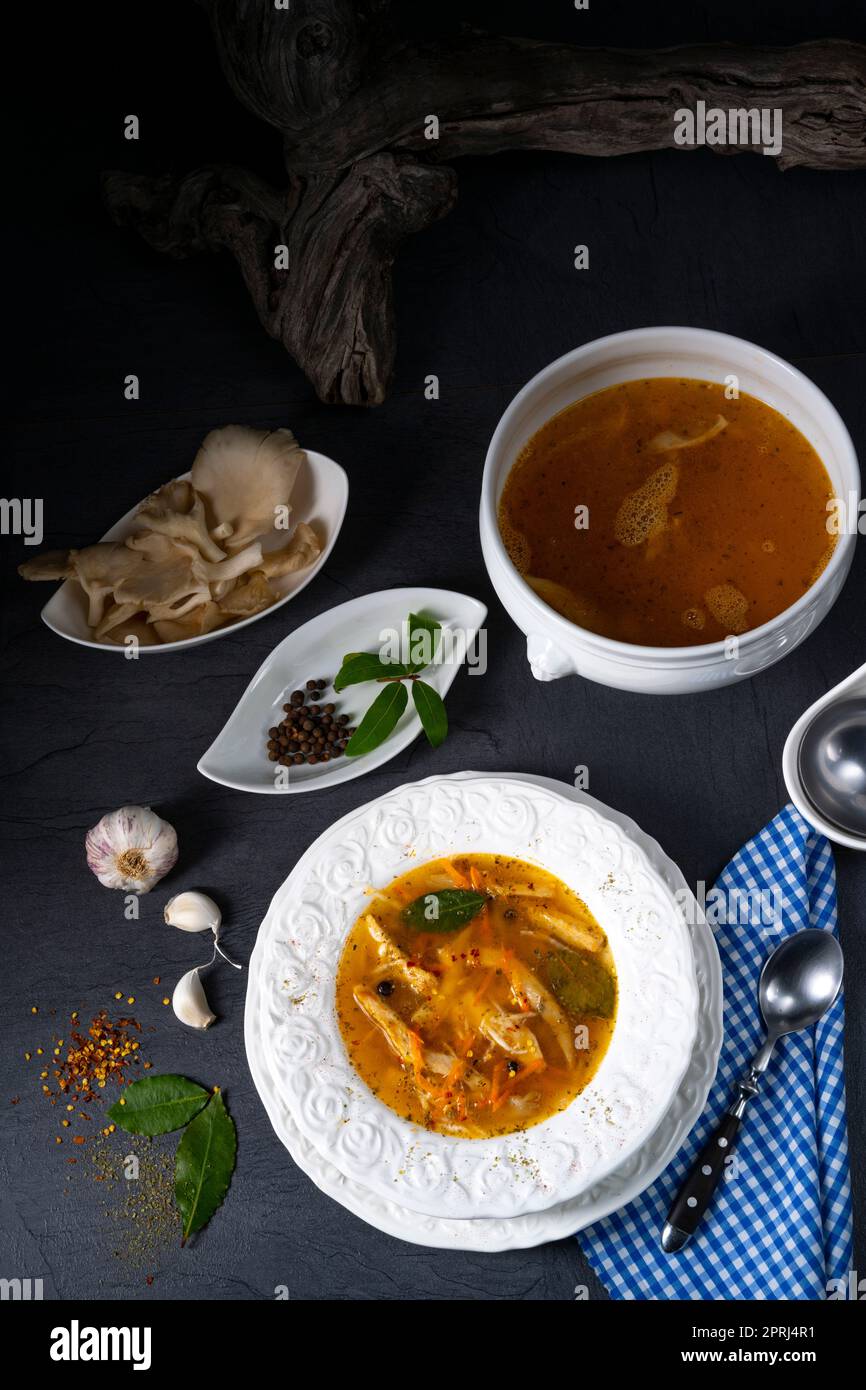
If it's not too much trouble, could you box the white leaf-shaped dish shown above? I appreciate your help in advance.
[39,450,348,653]
[197,588,488,794]
[246,772,701,1220]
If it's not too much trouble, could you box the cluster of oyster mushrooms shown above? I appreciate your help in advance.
[18,425,321,645]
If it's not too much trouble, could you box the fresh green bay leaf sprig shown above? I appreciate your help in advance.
[335,612,452,757]
[345,681,408,757]
[411,679,448,749]
[334,652,407,690]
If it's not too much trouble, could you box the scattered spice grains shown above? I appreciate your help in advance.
[47,1010,143,1105]
[18,1003,176,1277]
[86,1131,181,1267]
[26,1007,148,1144]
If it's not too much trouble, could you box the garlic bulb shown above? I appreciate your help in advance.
[172,967,217,1029]
[85,805,178,893]
[164,891,221,934]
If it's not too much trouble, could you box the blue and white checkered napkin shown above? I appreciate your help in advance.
[580,805,853,1300]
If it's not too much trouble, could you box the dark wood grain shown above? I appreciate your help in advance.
[101,1,866,402]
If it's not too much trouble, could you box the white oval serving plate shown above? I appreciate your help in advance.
[40,450,348,653]
[246,772,701,1221]
[197,588,487,795]
[783,659,866,850]
[246,773,723,1250]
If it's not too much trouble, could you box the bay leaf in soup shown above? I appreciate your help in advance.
[544,948,616,1019]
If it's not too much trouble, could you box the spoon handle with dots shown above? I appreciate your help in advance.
[661,1107,745,1252]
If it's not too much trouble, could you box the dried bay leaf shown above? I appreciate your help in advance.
[174,1089,237,1243]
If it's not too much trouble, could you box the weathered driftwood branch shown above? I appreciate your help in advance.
[104,157,455,405]
[104,2,866,404]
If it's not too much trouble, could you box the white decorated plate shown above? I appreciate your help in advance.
[197,588,487,794]
[246,772,702,1221]
[40,450,348,652]
[246,774,723,1249]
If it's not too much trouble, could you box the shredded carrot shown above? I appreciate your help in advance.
[489,1060,507,1110]
[441,858,470,888]
[491,1058,544,1112]
[407,1030,426,1078]
[441,1058,467,1092]
[472,971,495,1005]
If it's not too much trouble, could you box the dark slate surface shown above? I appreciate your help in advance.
[2,3,864,1300]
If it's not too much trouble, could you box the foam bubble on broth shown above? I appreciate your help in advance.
[613,460,680,548]
[500,516,532,572]
[704,582,750,634]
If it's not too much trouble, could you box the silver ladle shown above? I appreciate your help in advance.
[662,928,843,1253]
[798,697,866,838]
[783,661,866,849]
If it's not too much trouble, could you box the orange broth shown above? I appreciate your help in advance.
[498,378,836,646]
[336,854,617,1138]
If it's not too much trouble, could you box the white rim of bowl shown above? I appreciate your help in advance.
[481,326,860,664]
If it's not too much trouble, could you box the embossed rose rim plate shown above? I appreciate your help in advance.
[247,772,703,1222]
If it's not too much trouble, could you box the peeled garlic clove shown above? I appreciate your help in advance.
[164,890,221,934]
[85,805,178,894]
[172,967,217,1030]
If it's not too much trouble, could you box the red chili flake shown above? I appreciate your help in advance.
[37,1009,147,1114]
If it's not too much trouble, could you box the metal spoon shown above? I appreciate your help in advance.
[798,698,866,838]
[662,929,843,1253]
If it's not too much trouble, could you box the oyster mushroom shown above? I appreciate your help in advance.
[101,615,161,646]
[117,533,211,618]
[217,569,275,617]
[153,601,227,643]
[17,421,323,647]
[94,600,143,640]
[136,487,227,564]
[18,543,149,628]
[258,521,322,580]
[71,544,150,628]
[118,532,264,620]
[18,550,76,581]
[191,425,305,552]
[150,478,195,513]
